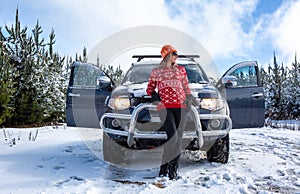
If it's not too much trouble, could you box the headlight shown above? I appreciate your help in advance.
[108,96,130,110]
[200,98,224,111]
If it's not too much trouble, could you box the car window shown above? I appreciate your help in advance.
[122,64,157,85]
[184,64,208,84]
[121,63,208,85]
[73,64,106,87]
[227,65,258,87]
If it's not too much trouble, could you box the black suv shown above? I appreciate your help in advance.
[66,55,265,165]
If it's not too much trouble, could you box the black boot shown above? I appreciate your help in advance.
[168,162,178,180]
[158,163,169,177]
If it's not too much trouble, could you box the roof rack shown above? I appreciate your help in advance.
[132,55,200,62]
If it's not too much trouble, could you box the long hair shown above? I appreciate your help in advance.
[160,53,177,69]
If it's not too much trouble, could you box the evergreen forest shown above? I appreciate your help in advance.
[0,9,123,127]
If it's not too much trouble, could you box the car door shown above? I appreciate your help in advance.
[222,61,265,129]
[66,62,113,128]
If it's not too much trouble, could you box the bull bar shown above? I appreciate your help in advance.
[100,103,232,148]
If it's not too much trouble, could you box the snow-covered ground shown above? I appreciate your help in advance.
[0,126,299,194]
[265,118,300,131]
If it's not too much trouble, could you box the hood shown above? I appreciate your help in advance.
[189,83,219,99]
[112,82,148,98]
[112,82,219,99]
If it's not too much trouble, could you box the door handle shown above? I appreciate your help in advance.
[251,93,263,98]
[69,93,81,97]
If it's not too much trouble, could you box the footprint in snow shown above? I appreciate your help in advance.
[54,176,85,187]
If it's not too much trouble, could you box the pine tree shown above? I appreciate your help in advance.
[96,55,124,85]
[284,54,300,119]
[280,64,289,119]
[82,47,88,62]
[264,53,285,120]
[2,8,42,126]
[0,8,69,126]
[0,32,16,125]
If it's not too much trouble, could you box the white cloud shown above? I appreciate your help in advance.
[47,0,174,56]
[35,0,262,62]
[266,0,300,65]
[164,0,300,68]
[163,0,259,58]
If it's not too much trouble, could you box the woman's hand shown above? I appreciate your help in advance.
[150,91,161,103]
[184,94,194,111]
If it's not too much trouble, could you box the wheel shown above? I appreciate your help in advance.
[207,134,229,164]
[102,132,126,164]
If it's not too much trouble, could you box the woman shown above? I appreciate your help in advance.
[146,45,193,180]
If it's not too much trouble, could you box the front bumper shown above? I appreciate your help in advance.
[100,103,232,148]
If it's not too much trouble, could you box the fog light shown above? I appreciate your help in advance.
[112,119,121,127]
[209,119,221,129]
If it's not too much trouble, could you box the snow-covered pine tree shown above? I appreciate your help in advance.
[283,55,300,119]
[264,64,272,117]
[264,53,285,120]
[43,30,66,123]
[82,47,88,62]
[0,31,16,125]
[0,8,68,126]
[102,64,124,85]
[31,20,47,122]
[96,55,124,85]
[3,8,45,126]
[281,64,290,119]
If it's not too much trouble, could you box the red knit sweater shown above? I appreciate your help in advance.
[146,65,191,110]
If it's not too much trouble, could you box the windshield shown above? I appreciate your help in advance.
[121,63,208,85]
[184,64,208,84]
[122,64,156,85]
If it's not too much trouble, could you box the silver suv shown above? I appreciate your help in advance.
[66,55,265,165]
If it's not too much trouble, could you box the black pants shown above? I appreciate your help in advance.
[158,108,187,165]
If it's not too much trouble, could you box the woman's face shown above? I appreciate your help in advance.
[171,52,178,64]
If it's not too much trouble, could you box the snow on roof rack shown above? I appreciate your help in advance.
[132,55,200,62]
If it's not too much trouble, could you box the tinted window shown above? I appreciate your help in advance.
[73,64,106,87]
[228,65,258,87]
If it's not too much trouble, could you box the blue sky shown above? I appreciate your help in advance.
[1,0,299,73]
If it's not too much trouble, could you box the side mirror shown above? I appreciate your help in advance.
[222,76,237,88]
[97,76,112,89]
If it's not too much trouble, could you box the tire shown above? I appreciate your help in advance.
[102,133,126,164]
[207,134,229,164]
